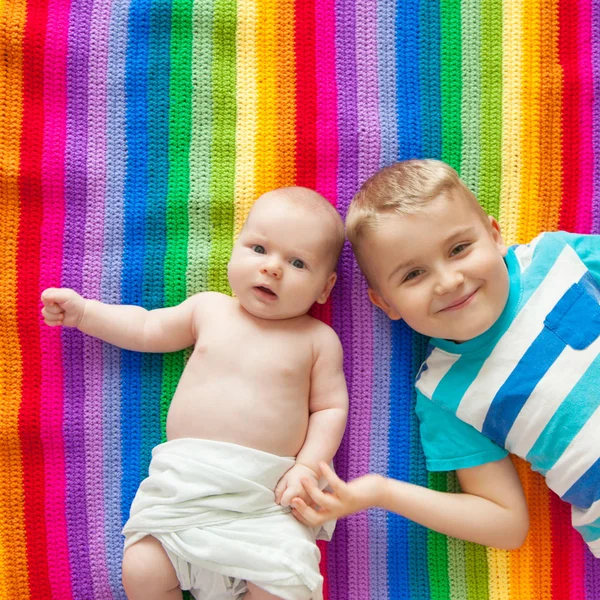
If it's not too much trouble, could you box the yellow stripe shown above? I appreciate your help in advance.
[0,0,29,596]
[234,0,259,236]
[486,547,510,600]
[255,0,277,197]
[274,0,295,187]
[499,0,522,246]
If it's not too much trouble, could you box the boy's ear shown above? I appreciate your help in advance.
[488,216,508,257]
[316,272,337,304]
[368,288,402,320]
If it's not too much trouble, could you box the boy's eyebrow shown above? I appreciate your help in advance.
[387,226,476,282]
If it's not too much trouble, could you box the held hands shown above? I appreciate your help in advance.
[275,463,320,507]
[290,461,385,528]
[41,288,86,328]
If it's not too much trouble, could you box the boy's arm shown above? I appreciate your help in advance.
[275,325,348,506]
[41,287,205,353]
[293,457,529,551]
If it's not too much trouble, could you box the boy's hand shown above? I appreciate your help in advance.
[41,288,86,328]
[275,463,319,507]
[290,461,385,527]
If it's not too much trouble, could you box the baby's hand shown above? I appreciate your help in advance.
[41,288,86,328]
[275,463,319,507]
[290,461,384,528]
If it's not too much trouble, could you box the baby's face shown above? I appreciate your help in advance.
[228,195,337,320]
[363,192,510,342]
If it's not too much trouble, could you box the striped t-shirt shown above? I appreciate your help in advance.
[414,231,600,556]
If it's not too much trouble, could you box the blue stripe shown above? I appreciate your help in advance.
[574,518,600,543]
[527,354,600,474]
[387,321,413,594]
[122,0,150,521]
[395,0,421,159]
[562,458,600,509]
[482,327,566,446]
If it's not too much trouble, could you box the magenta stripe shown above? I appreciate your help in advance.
[315,0,338,204]
[82,0,112,595]
[592,0,600,234]
[576,0,594,233]
[39,0,72,596]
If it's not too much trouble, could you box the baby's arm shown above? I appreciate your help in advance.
[293,457,529,550]
[41,287,204,353]
[275,325,348,506]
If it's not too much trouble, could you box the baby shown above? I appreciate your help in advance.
[41,187,349,600]
[293,159,600,559]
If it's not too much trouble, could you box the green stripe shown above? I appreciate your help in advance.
[162,0,194,440]
[208,0,237,293]
[427,472,451,599]
[440,0,462,172]
[460,0,481,194]
[187,0,214,294]
[479,0,502,217]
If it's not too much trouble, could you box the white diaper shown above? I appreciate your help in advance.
[122,438,335,600]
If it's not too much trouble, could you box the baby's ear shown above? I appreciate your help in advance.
[316,272,337,304]
[367,288,402,320]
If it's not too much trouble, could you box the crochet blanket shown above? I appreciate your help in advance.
[1,0,599,598]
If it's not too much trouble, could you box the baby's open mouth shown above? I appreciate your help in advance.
[255,286,277,297]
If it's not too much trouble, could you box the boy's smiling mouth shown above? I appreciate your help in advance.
[439,289,479,312]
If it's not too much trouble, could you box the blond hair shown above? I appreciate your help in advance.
[346,160,487,284]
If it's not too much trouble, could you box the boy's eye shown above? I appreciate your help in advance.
[450,243,469,256]
[403,269,422,282]
[291,259,305,269]
[252,245,266,254]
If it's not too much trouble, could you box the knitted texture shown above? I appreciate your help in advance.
[1,0,600,598]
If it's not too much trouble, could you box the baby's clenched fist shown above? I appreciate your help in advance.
[41,288,86,328]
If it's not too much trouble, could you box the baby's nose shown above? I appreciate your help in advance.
[261,264,282,278]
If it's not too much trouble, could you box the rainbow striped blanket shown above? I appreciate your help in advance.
[1,0,599,598]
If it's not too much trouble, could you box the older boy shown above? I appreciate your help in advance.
[292,159,600,559]
[41,187,349,600]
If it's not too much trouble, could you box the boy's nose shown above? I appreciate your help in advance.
[434,269,464,295]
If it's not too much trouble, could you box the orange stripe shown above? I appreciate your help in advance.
[0,0,29,596]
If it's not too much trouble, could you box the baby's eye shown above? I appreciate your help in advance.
[291,258,305,269]
[450,243,469,256]
[252,245,266,254]
[403,269,422,282]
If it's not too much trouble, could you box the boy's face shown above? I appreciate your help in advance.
[363,192,509,342]
[228,193,337,320]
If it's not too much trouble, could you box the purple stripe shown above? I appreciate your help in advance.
[349,0,381,597]
[82,0,112,595]
[102,0,129,596]
[329,0,359,598]
[63,0,93,594]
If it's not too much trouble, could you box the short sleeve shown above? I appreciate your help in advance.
[415,391,508,472]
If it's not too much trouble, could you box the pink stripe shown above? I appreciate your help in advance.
[576,0,594,233]
[569,524,586,599]
[39,0,72,596]
[315,0,338,205]
[81,0,112,596]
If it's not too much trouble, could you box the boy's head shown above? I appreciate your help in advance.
[347,159,510,342]
[228,187,344,320]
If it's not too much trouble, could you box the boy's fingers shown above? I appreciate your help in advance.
[319,462,345,494]
[302,479,334,508]
[291,499,326,525]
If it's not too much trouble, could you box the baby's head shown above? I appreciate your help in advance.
[347,159,510,342]
[228,187,344,320]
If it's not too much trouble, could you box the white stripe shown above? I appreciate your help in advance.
[457,246,587,430]
[572,498,600,527]
[513,233,544,273]
[415,350,459,399]
[546,404,600,497]
[505,340,600,457]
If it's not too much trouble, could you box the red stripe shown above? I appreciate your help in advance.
[558,0,580,231]
[550,492,572,599]
[295,0,317,190]
[17,0,51,597]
